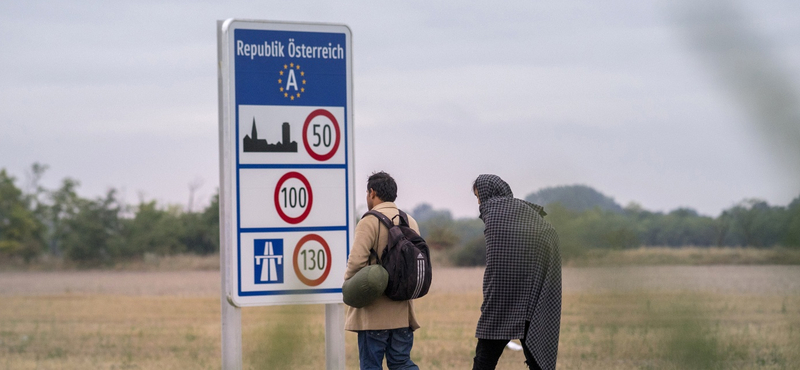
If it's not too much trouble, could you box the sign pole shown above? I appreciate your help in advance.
[218,20,242,370]
[220,293,242,369]
[325,303,346,369]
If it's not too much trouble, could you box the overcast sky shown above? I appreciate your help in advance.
[1,0,798,219]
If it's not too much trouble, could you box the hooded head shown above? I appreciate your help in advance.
[473,174,513,204]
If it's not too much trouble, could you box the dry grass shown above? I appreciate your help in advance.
[116,253,221,271]
[557,292,800,370]
[0,295,220,369]
[2,267,799,369]
[4,247,799,273]
[566,247,800,267]
[0,253,221,272]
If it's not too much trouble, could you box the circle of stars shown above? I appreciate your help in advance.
[278,63,306,101]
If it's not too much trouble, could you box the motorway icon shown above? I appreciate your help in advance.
[254,239,284,284]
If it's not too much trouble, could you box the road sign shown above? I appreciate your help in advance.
[273,171,313,224]
[219,20,354,307]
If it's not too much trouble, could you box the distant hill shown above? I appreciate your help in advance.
[411,203,453,223]
[524,185,623,213]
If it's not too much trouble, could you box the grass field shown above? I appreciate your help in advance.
[1,266,799,369]
[565,247,800,267]
[5,247,800,273]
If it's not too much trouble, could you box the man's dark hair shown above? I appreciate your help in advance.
[367,171,397,202]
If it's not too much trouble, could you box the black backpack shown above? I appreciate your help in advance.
[362,209,432,301]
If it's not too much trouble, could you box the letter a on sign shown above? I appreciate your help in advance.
[286,69,298,91]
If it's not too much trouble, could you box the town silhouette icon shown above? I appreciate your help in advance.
[243,118,298,153]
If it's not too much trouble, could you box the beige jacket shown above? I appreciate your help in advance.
[344,202,421,331]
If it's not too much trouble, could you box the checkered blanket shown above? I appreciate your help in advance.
[474,174,562,370]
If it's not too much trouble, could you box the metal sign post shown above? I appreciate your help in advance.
[217,19,353,369]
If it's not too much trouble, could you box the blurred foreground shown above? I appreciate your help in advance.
[1,265,798,369]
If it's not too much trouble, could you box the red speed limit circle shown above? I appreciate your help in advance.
[302,109,341,161]
[292,234,332,287]
[273,171,313,224]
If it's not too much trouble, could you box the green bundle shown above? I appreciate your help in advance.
[342,264,389,308]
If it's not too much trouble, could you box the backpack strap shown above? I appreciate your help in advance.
[368,242,381,266]
[362,210,394,229]
[397,210,410,227]
[361,210,394,265]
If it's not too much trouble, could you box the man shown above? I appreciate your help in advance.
[344,171,421,370]
[472,174,562,370]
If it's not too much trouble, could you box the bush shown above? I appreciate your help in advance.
[450,235,486,266]
[0,170,44,263]
[61,190,123,266]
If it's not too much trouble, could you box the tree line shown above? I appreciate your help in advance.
[0,165,218,266]
[1,166,798,267]
[414,185,800,266]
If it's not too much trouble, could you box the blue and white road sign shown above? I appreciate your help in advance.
[219,20,354,307]
[253,239,284,284]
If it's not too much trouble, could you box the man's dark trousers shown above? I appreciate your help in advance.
[473,322,542,370]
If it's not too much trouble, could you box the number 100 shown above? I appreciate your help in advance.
[280,187,307,208]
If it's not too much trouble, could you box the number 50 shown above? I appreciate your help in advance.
[312,124,332,147]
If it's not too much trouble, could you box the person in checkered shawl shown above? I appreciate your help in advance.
[472,174,562,370]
